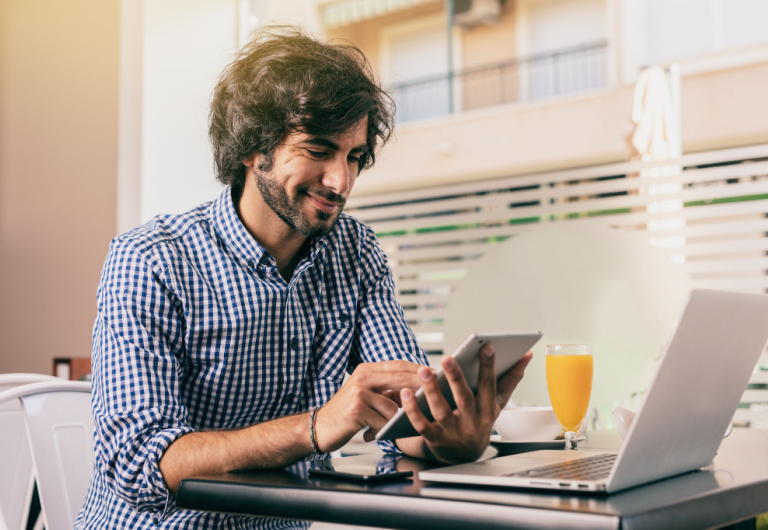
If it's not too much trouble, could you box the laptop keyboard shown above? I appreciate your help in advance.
[509,453,617,481]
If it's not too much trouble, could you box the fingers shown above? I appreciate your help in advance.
[397,365,458,440]
[496,351,533,408]
[316,360,432,451]
[382,389,400,406]
[398,348,534,465]
[357,359,423,373]
[317,384,401,451]
[360,391,402,441]
[350,360,423,394]
[473,344,498,422]
[400,387,438,437]
[401,345,499,438]
[363,428,378,443]
[441,356,475,413]
[417,366,455,424]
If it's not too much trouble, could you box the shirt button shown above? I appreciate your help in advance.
[283,393,295,403]
[289,338,299,349]
[339,312,349,322]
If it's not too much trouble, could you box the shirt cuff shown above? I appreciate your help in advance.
[137,426,196,520]
[376,439,402,454]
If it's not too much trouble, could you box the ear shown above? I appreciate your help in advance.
[242,152,259,170]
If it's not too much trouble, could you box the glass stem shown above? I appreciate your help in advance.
[565,431,578,450]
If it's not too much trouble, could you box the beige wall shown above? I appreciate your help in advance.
[682,61,768,152]
[0,0,119,374]
[356,86,635,195]
[460,4,517,67]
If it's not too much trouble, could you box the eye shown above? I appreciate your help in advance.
[307,150,328,159]
[347,154,361,165]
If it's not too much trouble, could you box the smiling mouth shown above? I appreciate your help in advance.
[306,193,344,214]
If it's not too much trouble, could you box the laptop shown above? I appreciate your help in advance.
[419,289,768,494]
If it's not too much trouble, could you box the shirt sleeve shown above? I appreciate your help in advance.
[90,236,193,519]
[349,224,430,453]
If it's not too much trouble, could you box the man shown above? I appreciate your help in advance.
[75,26,531,529]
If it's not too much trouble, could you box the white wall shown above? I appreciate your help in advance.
[121,0,324,226]
[139,0,238,223]
[118,0,143,234]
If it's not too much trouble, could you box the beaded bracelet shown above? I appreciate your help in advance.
[309,406,320,454]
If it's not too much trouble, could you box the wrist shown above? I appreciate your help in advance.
[309,406,321,454]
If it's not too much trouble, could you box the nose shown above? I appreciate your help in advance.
[321,155,354,197]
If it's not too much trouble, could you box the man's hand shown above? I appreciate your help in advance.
[399,345,532,464]
[160,360,423,494]
[314,360,423,453]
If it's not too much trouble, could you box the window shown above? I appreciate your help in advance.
[527,0,608,98]
[640,0,768,65]
[380,14,454,122]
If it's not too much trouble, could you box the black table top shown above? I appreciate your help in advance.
[176,429,768,530]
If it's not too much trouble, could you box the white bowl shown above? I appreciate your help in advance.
[494,406,562,441]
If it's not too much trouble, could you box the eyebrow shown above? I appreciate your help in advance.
[302,137,369,154]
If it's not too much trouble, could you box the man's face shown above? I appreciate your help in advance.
[250,118,369,238]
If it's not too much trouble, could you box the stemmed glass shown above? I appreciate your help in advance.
[545,344,593,449]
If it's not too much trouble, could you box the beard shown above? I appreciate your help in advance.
[256,170,345,239]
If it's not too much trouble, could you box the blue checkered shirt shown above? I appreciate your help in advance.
[75,187,427,529]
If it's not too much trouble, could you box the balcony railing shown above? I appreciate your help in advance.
[388,40,609,123]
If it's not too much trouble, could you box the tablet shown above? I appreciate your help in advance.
[375,331,542,441]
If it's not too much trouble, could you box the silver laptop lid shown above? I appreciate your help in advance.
[607,289,768,492]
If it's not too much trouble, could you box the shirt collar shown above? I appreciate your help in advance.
[211,186,267,267]
[211,186,330,269]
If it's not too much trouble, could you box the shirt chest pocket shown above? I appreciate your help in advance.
[313,308,355,383]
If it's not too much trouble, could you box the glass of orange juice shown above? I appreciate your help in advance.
[545,344,593,449]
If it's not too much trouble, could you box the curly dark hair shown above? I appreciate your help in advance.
[209,25,395,189]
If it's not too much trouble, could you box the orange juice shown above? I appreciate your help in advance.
[546,354,593,431]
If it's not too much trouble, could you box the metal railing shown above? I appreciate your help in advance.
[388,40,608,123]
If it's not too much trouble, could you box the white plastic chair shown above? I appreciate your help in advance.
[0,374,60,530]
[0,381,92,530]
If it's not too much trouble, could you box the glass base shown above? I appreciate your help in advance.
[564,431,579,450]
